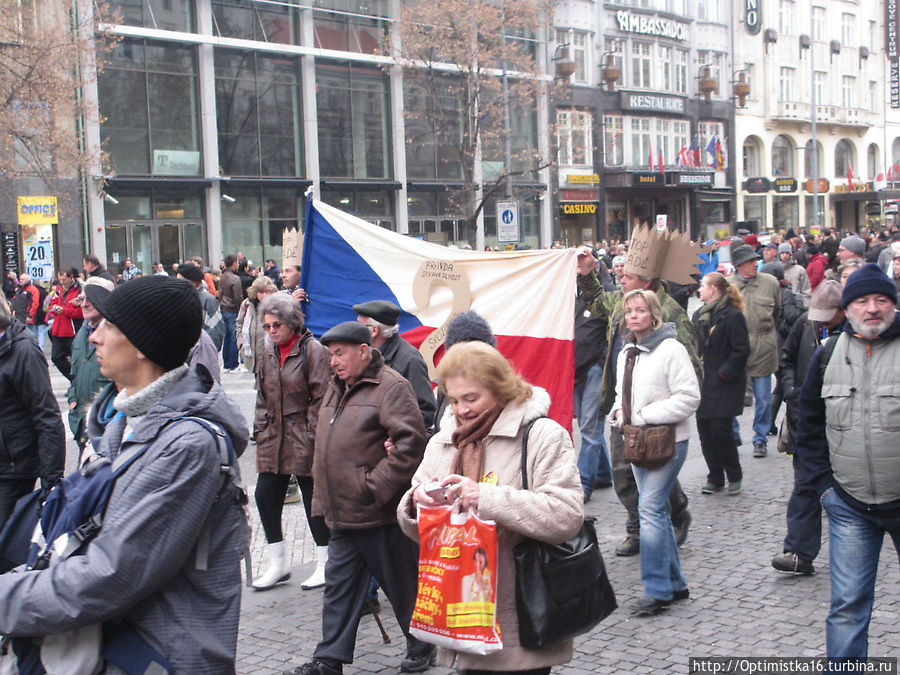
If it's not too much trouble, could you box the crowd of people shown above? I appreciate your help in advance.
[0,222,897,672]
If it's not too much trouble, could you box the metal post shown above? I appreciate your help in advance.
[810,2,819,231]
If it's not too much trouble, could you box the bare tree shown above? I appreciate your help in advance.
[395,0,558,247]
[0,0,116,198]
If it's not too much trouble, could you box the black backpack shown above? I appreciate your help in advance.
[33,285,49,325]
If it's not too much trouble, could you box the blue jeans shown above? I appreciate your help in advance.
[574,364,612,492]
[733,375,772,446]
[26,324,48,351]
[221,311,238,370]
[820,487,900,660]
[632,439,689,601]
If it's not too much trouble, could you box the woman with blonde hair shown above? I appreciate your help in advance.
[610,289,700,616]
[397,341,583,674]
[692,273,750,495]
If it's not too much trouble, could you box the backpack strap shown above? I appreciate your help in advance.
[519,416,549,491]
[817,332,843,383]
[174,417,250,578]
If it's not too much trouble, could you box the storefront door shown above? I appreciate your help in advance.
[105,221,205,277]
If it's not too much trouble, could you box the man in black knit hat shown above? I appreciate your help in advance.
[0,275,249,672]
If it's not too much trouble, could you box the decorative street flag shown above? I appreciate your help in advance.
[847,161,854,190]
[299,200,576,428]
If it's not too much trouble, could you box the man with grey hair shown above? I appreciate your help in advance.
[0,294,65,528]
[836,235,865,265]
[354,300,436,432]
[796,263,900,660]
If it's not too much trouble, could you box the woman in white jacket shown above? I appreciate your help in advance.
[397,341,583,674]
[610,289,700,616]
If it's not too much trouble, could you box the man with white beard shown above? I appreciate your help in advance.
[795,263,900,661]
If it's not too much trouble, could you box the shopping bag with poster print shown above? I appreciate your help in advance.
[409,505,502,655]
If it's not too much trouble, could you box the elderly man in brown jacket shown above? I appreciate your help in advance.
[286,321,432,675]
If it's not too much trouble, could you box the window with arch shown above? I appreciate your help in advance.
[867,144,879,179]
[835,140,854,177]
[742,136,761,177]
[803,139,822,178]
[772,135,793,176]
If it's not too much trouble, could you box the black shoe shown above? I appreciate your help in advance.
[615,535,640,556]
[753,442,768,458]
[284,660,342,675]
[673,512,691,547]
[632,596,670,616]
[673,588,690,601]
[400,646,436,672]
[767,425,778,436]
[583,489,592,503]
[772,552,815,575]
[594,479,613,489]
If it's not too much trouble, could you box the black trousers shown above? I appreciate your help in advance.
[313,524,429,666]
[298,474,330,547]
[609,426,689,536]
[50,335,74,380]
[255,473,330,546]
[697,416,743,487]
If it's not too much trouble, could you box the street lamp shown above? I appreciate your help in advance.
[600,51,621,92]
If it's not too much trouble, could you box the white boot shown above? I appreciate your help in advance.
[252,541,290,590]
[300,545,328,590]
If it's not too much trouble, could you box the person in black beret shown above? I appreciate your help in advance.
[293,319,433,675]
[353,300,436,432]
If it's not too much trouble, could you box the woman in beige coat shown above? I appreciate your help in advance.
[397,341,583,674]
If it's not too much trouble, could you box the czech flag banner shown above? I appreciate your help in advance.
[299,200,576,428]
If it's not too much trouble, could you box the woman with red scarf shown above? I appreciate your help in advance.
[47,267,83,380]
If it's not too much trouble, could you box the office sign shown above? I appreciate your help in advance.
[17,196,58,225]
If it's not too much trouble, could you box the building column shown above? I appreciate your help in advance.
[300,6,320,201]
[195,0,223,264]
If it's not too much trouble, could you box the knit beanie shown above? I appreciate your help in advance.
[84,276,202,371]
[777,243,793,256]
[839,235,865,257]
[840,263,898,308]
[445,311,496,349]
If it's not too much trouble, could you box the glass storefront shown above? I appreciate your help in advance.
[773,196,799,231]
[221,187,302,266]
[743,195,767,231]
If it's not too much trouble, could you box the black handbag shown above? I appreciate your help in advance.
[513,418,617,649]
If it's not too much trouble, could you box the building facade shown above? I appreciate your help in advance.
[733,0,900,235]
[553,0,736,246]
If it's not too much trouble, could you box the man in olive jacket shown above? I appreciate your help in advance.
[577,250,700,557]
[292,321,432,675]
[727,245,781,458]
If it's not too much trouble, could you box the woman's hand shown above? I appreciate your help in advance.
[412,479,447,508]
[442,474,480,511]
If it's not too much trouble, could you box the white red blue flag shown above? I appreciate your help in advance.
[299,200,576,427]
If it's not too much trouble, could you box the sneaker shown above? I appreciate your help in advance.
[400,646,436,673]
[283,660,342,675]
[673,511,691,547]
[772,552,815,575]
[753,442,768,458]
[701,482,724,494]
[615,535,640,557]
[632,595,670,616]
[727,481,742,495]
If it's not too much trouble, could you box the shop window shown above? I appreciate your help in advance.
[221,188,301,265]
[773,196,798,230]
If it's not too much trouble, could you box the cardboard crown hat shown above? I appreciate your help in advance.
[623,224,711,285]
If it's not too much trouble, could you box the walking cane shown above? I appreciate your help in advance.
[366,596,391,644]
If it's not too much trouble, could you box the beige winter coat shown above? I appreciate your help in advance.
[397,387,583,672]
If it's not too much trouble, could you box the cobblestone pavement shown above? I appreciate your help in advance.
[50,360,900,675]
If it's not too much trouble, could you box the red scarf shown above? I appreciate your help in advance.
[278,334,300,367]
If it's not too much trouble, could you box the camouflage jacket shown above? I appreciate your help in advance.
[577,272,702,416]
